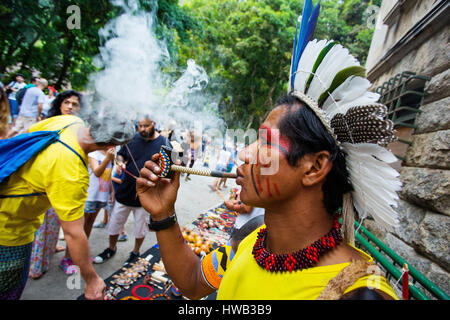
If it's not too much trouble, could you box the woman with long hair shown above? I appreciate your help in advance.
[46,90,82,118]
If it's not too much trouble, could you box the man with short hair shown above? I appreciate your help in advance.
[94,115,170,266]
[8,78,48,137]
[0,111,135,300]
[11,76,39,118]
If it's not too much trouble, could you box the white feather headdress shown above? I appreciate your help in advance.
[289,0,401,244]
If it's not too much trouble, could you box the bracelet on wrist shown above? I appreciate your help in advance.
[148,212,177,231]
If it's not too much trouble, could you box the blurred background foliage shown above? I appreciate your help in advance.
[0,0,380,128]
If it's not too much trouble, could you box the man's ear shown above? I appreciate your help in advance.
[301,151,332,187]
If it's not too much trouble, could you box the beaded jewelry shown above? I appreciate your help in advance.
[252,217,342,272]
[120,296,139,300]
[149,293,171,300]
[131,284,154,300]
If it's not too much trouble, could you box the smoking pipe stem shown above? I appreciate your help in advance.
[170,164,237,179]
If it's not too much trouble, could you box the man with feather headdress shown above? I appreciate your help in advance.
[135,0,400,300]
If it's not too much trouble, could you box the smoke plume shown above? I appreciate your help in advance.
[81,0,224,142]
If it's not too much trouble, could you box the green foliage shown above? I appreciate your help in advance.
[0,0,114,88]
[0,0,198,90]
[0,0,377,129]
[179,0,377,129]
[178,0,300,129]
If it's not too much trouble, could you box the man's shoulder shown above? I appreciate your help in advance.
[126,134,167,152]
[24,86,42,98]
[26,86,39,93]
[139,134,167,147]
[152,134,167,145]
[36,87,45,97]
[124,133,143,147]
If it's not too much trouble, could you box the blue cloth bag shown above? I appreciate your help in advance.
[0,130,60,183]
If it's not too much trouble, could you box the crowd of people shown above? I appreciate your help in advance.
[0,0,403,300]
[0,76,240,300]
[0,69,400,301]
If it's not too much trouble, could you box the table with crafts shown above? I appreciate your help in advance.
[78,200,238,301]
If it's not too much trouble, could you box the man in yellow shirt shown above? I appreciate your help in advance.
[135,102,398,300]
[0,113,134,300]
[133,1,402,300]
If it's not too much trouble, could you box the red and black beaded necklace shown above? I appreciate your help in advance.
[252,216,343,272]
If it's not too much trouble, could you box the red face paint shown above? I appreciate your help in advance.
[251,149,264,197]
[250,128,288,198]
[259,124,290,158]
[273,182,281,196]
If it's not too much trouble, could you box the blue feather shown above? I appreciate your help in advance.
[291,0,312,87]
[291,19,301,89]
[301,1,321,55]
[291,18,300,75]
[290,0,321,90]
[296,0,313,57]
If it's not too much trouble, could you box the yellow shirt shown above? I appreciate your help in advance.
[0,115,88,246]
[216,226,398,300]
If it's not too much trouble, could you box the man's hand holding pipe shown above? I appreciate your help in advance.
[136,153,180,219]
[135,153,214,299]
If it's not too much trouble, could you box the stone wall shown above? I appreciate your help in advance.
[363,0,450,298]
[363,66,450,299]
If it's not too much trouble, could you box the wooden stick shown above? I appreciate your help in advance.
[114,158,138,180]
[170,164,237,179]
[159,145,237,179]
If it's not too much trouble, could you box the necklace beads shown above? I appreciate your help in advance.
[252,217,343,272]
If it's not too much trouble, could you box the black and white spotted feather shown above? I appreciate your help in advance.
[288,0,401,232]
[330,104,396,146]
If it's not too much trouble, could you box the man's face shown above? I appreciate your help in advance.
[138,118,155,138]
[16,76,24,82]
[236,106,302,207]
[60,96,80,115]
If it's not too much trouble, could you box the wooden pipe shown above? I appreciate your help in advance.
[158,145,237,179]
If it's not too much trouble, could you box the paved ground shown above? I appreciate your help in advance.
[21,169,237,300]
